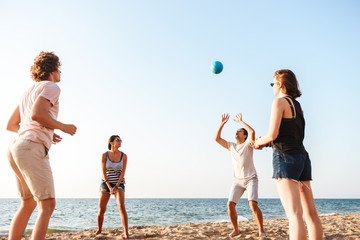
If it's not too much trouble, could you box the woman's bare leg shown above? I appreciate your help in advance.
[276,179,306,240]
[96,193,110,235]
[299,181,323,240]
[115,190,129,239]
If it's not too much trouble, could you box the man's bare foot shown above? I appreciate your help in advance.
[259,232,266,239]
[229,230,240,237]
[95,229,101,235]
[123,234,130,239]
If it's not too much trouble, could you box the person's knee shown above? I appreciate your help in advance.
[38,198,56,215]
[22,197,37,210]
[227,201,236,210]
[303,207,319,220]
[248,200,258,212]
[98,202,108,215]
[98,207,107,215]
[287,207,303,219]
[117,200,126,211]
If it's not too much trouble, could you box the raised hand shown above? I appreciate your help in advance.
[233,113,243,124]
[221,114,230,125]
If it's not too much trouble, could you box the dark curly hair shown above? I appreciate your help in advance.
[30,51,61,82]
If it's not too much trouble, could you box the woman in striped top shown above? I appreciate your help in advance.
[96,135,129,238]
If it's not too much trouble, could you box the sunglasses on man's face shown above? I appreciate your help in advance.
[115,139,122,142]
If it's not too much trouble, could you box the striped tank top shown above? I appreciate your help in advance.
[104,151,125,184]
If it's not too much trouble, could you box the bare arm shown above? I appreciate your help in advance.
[6,106,21,133]
[101,153,107,181]
[116,153,127,187]
[254,98,284,148]
[31,96,77,135]
[233,113,255,143]
[101,153,112,190]
[214,114,230,150]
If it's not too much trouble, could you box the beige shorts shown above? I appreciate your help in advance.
[7,139,55,201]
[228,175,258,203]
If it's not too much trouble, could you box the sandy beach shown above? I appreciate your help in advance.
[1,213,359,240]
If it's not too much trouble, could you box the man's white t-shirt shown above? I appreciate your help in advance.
[227,138,257,179]
[18,81,60,150]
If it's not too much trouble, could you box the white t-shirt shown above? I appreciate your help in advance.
[227,138,257,179]
[18,81,60,150]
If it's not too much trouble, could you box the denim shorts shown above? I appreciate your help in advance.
[272,148,312,181]
[100,181,125,193]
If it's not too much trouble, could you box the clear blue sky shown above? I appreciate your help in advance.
[0,0,359,198]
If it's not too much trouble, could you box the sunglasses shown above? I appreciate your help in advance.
[270,81,281,87]
[115,139,122,142]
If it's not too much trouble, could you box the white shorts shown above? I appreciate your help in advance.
[228,175,258,203]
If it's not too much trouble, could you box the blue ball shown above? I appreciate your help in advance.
[211,61,223,74]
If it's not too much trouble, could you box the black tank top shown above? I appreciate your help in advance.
[273,97,306,154]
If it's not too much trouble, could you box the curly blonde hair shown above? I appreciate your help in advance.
[30,51,61,82]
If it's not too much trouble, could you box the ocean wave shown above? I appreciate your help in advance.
[319,213,337,217]
[211,216,249,223]
[238,216,249,221]
[211,219,229,223]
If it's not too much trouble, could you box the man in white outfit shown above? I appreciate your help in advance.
[215,113,265,238]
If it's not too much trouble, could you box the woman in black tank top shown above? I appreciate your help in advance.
[254,69,323,239]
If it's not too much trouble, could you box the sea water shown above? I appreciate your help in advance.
[0,198,359,235]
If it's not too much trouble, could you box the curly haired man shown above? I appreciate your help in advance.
[6,51,77,240]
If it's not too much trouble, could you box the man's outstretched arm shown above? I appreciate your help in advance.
[31,96,77,135]
[234,113,255,143]
[214,113,230,150]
